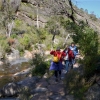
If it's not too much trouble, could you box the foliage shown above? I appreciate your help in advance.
[71,21,98,78]
[15,19,23,28]
[10,33,17,38]
[36,28,48,42]
[19,33,31,50]
[89,13,97,21]
[0,34,10,57]
[46,19,60,35]
[60,18,98,78]
[19,87,32,100]
[0,0,16,37]
[31,54,50,76]
[64,70,89,100]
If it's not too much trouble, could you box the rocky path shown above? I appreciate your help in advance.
[31,69,67,100]
[30,63,79,100]
[0,63,79,100]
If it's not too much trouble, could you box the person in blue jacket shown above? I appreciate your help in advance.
[69,42,79,64]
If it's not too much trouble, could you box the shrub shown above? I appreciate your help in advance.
[19,33,31,50]
[71,22,98,78]
[15,19,23,28]
[64,70,89,100]
[60,19,99,78]
[11,33,17,38]
[0,35,10,57]
[31,54,50,77]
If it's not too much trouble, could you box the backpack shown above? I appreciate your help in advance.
[53,52,62,63]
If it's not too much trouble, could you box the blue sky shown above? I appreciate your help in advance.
[72,0,100,18]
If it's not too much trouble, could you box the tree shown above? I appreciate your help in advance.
[0,0,20,37]
[46,19,60,49]
[67,21,98,78]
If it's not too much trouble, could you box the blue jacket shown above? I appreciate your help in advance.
[69,46,78,56]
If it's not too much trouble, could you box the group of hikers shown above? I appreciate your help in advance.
[49,42,79,82]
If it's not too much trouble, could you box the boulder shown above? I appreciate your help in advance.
[0,82,22,97]
[17,77,39,89]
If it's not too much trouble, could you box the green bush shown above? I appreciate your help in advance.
[71,22,98,78]
[0,34,10,57]
[64,70,89,100]
[15,19,23,28]
[19,33,31,50]
[60,19,99,78]
[31,54,50,76]
[11,34,17,38]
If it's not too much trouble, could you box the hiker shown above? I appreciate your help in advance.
[69,42,78,57]
[69,42,78,64]
[63,46,75,72]
[49,47,66,82]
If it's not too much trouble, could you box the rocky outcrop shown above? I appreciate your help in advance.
[2,0,21,12]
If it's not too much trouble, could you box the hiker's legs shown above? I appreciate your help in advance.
[65,60,69,72]
[59,70,61,77]
[72,58,75,65]
[59,70,61,75]
[58,70,62,80]
[54,70,58,81]
[54,70,58,78]
[69,61,73,69]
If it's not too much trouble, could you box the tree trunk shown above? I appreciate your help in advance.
[37,5,39,29]
[6,21,14,37]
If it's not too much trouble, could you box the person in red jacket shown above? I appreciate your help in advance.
[49,47,66,82]
[63,46,75,72]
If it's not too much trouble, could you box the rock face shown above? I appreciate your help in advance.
[2,0,21,12]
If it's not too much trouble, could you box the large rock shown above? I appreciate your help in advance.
[0,82,22,97]
[17,77,39,89]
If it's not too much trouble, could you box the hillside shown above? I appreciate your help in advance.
[0,0,100,35]
[0,1,100,71]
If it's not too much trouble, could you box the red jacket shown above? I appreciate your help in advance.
[68,48,75,61]
[50,50,66,62]
[63,48,75,61]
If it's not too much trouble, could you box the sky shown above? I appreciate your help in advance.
[72,0,100,18]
